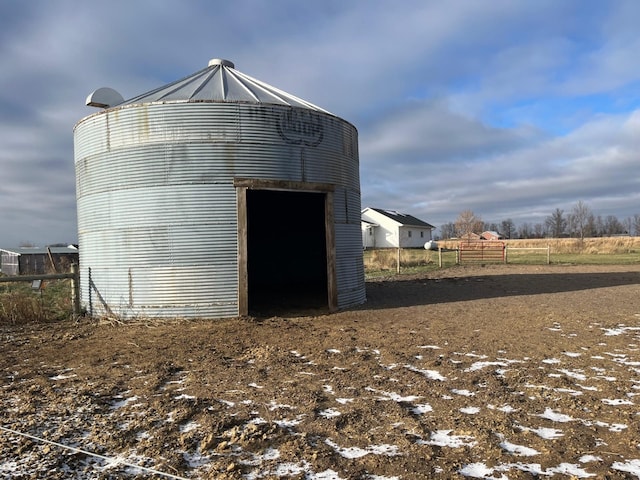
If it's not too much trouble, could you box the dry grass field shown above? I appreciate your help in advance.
[364,237,640,275]
[439,236,640,254]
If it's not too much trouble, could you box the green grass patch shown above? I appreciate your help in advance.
[364,247,640,279]
[549,253,640,265]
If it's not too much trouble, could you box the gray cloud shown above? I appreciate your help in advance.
[1,1,640,245]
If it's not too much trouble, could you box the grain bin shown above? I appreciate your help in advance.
[74,58,365,319]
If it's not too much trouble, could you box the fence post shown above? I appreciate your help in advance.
[547,245,550,264]
[70,263,81,316]
[438,247,442,268]
[504,246,508,264]
[88,267,93,317]
[396,247,401,274]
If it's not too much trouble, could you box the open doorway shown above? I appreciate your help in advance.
[235,179,337,317]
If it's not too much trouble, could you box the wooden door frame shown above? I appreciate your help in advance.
[234,177,337,316]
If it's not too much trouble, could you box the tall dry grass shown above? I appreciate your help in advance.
[0,279,73,324]
[363,248,437,271]
[438,237,640,254]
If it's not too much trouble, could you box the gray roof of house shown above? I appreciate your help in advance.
[368,208,435,229]
[0,246,78,256]
[116,58,331,113]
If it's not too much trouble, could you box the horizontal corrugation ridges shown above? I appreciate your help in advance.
[75,102,364,319]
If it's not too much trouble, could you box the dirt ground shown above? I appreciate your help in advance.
[2,263,640,479]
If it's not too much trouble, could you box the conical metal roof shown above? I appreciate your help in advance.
[118,58,331,113]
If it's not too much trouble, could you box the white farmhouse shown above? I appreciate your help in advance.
[361,207,435,249]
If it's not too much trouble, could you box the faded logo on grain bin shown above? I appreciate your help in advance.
[277,110,323,147]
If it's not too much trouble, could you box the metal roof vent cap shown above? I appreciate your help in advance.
[208,58,234,68]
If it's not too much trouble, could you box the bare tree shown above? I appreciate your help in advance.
[585,214,596,238]
[545,208,567,238]
[533,223,545,238]
[518,222,531,239]
[595,215,605,236]
[633,214,640,236]
[439,222,456,239]
[485,222,499,233]
[570,201,592,240]
[455,210,483,238]
[603,215,624,236]
[501,219,515,239]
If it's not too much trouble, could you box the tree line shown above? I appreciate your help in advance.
[439,201,640,239]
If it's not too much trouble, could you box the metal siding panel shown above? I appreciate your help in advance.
[335,224,366,308]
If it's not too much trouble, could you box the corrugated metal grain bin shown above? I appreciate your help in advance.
[74,58,365,319]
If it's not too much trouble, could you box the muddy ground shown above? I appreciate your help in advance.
[2,263,640,479]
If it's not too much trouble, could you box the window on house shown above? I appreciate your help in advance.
[408,230,412,238]
[369,229,373,236]
[420,231,424,238]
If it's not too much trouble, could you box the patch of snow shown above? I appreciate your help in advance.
[459,463,507,479]
[536,407,574,422]
[452,389,475,397]
[563,352,582,358]
[336,398,354,405]
[460,406,480,414]
[577,384,599,391]
[518,425,564,439]
[110,395,140,409]
[325,439,400,459]
[311,469,346,480]
[579,454,602,463]
[405,364,446,381]
[542,358,561,364]
[612,459,640,477]
[555,387,583,396]
[366,387,422,403]
[420,430,477,448]
[488,404,518,413]
[465,361,508,372]
[268,400,294,410]
[274,418,303,428]
[549,463,596,477]
[183,450,211,468]
[49,373,77,381]
[179,421,200,433]
[412,403,433,415]
[557,369,587,381]
[602,398,634,405]
[319,408,341,419]
[174,394,195,401]
[326,349,341,354]
[497,436,540,456]
[267,460,309,477]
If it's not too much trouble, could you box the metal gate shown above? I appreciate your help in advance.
[459,241,505,263]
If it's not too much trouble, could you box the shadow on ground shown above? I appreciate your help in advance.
[360,270,640,310]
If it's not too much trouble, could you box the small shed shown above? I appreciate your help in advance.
[361,208,435,248]
[481,231,503,241]
[0,246,78,276]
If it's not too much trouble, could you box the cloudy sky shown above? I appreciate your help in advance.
[2,0,640,246]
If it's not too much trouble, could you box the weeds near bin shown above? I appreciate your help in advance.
[0,279,72,325]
